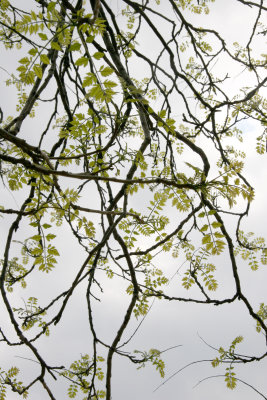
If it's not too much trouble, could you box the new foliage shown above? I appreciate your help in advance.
[0,0,267,399]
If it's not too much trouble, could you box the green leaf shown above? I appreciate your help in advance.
[28,48,38,56]
[46,233,56,241]
[31,235,42,241]
[215,239,225,247]
[31,10,37,20]
[103,80,117,89]
[30,222,39,227]
[82,73,97,87]
[100,66,114,77]
[38,33,48,41]
[158,109,166,118]
[42,223,52,229]
[200,224,209,232]
[86,35,95,43]
[211,221,222,228]
[47,1,56,11]
[69,42,81,51]
[32,247,42,256]
[166,118,175,126]
[214,231,224,238]
[19,57,30,65]
[51,42,62,51]
[208,210,216,215]
[88,84,103,100]
[25,70,35,84]
[206,242,213,251]
[40,54,50,65]
[33,64,43,79]
[93,52,104,60]
[48,245,59,256]
[75,57,89,67]
[202,234,211,244]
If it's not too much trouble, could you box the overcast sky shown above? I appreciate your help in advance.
[0,0,267,399]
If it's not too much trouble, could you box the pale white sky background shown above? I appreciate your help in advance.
[0,0,267,399]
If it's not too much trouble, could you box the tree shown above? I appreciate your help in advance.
[0,0,266,398]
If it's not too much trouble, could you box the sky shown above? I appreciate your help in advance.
[0,0,267,399]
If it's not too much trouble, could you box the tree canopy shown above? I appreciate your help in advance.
[0,0,267,399]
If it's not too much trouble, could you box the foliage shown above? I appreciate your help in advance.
[0,0,266,399]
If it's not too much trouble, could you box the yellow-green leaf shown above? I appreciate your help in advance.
[40,54,50,64]
[93,52,104,60]
[47,1,56,11]
[100,66,114,77]
[33,64,43,79]
[103,80,117,89]
[202,234,211,244]
[19,57,30,65]
[200,224,209,232]
[28,48,38,56]
[211,221,222,228]
[69,42,81,51]
[51,42,62,51]
[75,56,89,67]
[38,33,48,41]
